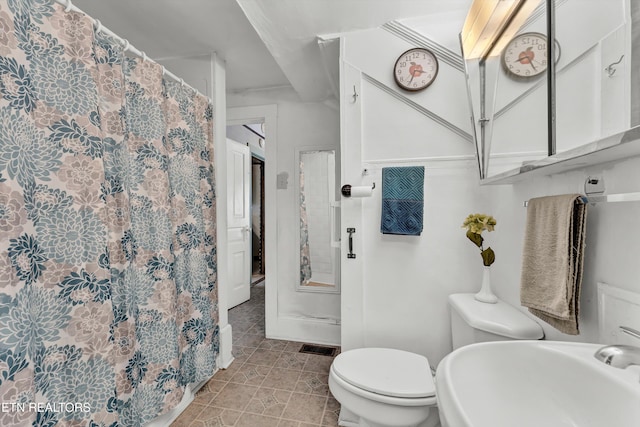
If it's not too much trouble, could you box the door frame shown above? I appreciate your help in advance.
[251,156,266,275]
[227,105,278,340]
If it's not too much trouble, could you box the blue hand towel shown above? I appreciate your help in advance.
[380,166,424,236]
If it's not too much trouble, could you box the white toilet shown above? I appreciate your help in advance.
[328,293,544,427]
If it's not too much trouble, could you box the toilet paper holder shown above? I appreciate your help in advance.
[341,183,375,197]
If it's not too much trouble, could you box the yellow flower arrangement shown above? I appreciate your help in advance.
[462,213,497,266]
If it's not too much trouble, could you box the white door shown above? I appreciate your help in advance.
[227,139,252,308]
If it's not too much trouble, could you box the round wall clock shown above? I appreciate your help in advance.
[393,48,438,91]
[502,32,561,79]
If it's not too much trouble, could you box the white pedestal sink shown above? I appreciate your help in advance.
[435,341,640,427]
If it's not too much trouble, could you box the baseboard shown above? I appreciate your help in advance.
[220,355,235,369]
[269,315,340,346]
[220,324,234,368]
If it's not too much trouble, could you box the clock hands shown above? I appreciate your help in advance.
[408,67,432,86]
[407,62,423,87]
[408,69,424,85]
[513,57,544,66]
[513,47,541,72]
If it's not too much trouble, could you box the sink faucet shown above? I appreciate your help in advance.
[594,345,640,369]
[594,326,640,369]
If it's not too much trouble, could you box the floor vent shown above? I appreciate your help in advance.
[299,344,337,357]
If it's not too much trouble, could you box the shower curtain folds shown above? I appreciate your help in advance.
[51,0,211,104]
[0,1,218,426]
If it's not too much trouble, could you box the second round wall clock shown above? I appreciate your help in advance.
[502,32,561,79]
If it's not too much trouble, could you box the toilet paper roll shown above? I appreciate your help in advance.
[349,186,373,198]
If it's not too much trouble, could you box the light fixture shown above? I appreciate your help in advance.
[461,0,541,60]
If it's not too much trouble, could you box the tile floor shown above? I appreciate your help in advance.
[172,284,341,426]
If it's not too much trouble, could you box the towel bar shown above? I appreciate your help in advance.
[523,192,640,207]
[523,196,587,207]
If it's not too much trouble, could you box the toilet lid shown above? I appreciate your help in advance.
[331,348,435,398]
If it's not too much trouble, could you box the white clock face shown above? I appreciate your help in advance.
[394,48,438,91]
[502,32,559,79]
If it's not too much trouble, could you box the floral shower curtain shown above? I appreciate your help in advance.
[299,158,312,285]
[0,1,218,426]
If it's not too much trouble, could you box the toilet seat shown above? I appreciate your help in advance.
[331,348,436,400]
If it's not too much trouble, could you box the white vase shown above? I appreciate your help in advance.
[475,266,498,304]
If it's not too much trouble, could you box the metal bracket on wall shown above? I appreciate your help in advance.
[347,228,356,259]
[585,176,605,196]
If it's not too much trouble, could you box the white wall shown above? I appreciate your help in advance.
[341,14,640,367]
[228,87,341,344]
[359,161,490,364]
[554,0,629,152]
[488,157,640,344]
[340,24,486,365]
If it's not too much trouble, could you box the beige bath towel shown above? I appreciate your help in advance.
[520,194,587,335]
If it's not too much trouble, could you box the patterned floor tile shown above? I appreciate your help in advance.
[231,321,254,335]
[245,348,283,367]
[231,345,257,365]
[210,383,259,411]
[247,324,266,335]
[212,362,241,382]
[258,339,289,352]
[283,342,304,353]
[245,387,291,418]
[302,354,333,374]
[193,379,226,406]
[229,363,270,386]
[235,333,265,348]
[274,352,308,371]
[261,368,301,391]
[281,393,327,424]
[235,412,280,427]
[294,371,329,396]
[172,283,341,427]
[194,406,242,426]
[171,403,206,426]
[322,396,340,426]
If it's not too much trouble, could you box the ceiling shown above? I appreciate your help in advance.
[73,0,472,101]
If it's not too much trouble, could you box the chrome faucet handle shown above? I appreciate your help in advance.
[620,326,640,341]
[594,344,640,369]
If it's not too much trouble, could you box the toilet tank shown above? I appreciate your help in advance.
[449,294,544,350]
